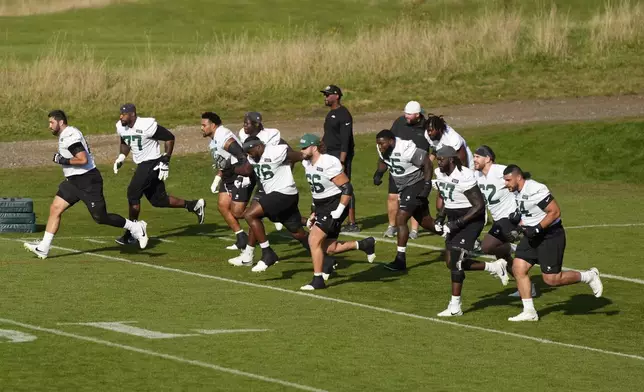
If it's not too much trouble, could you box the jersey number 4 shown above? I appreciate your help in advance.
[306,173,325,193]
[123,135,143,151]
[519,201,533,217]
[253,164,274,181]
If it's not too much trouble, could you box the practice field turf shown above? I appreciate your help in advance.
[1,121,643,391]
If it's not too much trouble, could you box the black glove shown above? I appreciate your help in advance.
[508,209,522,225]
[53,153,71,165]
[416,180,432,199]
[520,224,543,239]
[435,211,446,227]
[373,170,384,186]
[446,218,465,232]
[159,154,171,164]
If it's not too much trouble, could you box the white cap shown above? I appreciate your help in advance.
[404,101,422,114]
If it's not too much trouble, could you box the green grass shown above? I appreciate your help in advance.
[1,120,643,390]
[1,0,643,141]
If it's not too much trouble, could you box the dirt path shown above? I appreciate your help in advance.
[2,95,643,169]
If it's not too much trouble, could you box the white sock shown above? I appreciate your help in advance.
[124,219,135,230]
[40,231,55,252]
[579,270,592,283]
[397,246,406,253]
[314,272,323,277]
[522,298,536,312]
[355,241,360,250]
[259,241,270,249]
[245,245,255,254]
[450,295,461,305]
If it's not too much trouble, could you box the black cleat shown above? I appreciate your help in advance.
[341,223,360,233]
[384,258,407,271]
[300,275,327,290]
[235,231,249,250]
[115,230,136,245]
[322,256,338,281]
[358,237,377,263]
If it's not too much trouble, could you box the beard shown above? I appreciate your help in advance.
[381,145,394,159]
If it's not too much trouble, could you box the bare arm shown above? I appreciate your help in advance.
[538,199,561,228]
[286,150,304,163]
[461,186,486,224]
[120,137,131,156]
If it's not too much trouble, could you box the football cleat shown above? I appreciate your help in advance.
[115,230,136,245]
[489,259,509,286]
[23,242,48,259]
[588,267,603,298]
[341,223,360,233]
[437,302,463,317]
[322,256,338,281]
[508,310,539,322]
[251,260,279,273]
[508,283,538,298]
[228,250,254,267]
[358,237,377,263]
[300,276,326,291]
[409,230,418,240]
[382,225,397,238]
[130,220,149,249]
[384,259,406,271]
[192,199,206,224]
[274,222,283,231]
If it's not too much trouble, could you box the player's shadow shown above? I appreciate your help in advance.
[46,243,167,259]
[538,294,618,319]
[463,277,558,314]
[155,223,220,240]
[356,213,389,231]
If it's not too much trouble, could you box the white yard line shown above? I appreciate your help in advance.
[566,223,644,229]
[339,233,644,285]
[84,239,107,244]
[3,237,643,362]
[0,318,326,392]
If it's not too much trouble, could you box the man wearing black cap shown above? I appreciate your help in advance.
[433,145,508,317]
[112,103,206,245]
[320,85,359,232]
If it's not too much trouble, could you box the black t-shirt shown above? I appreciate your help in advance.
[323,106,354,157]
[390,115,429,151]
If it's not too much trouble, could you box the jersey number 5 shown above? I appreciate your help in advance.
[306,173,325,193]
[387,158,405,175]
[123,135,143,151]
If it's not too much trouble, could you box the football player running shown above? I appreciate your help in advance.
[298,134,376,291]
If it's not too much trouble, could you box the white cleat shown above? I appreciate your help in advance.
[508,283,537,298]
[588,267,603,298]
[508,310,539,322]
[23,242,48,259]
[130,220,149,249]
[193,198,206,224]
[274,222,283,231]
[367,253,377,263]
[251,260,278,273]
[228,251,254,267]
[489,259,509,286]
[226,243,239,250]
[437,302,463,317]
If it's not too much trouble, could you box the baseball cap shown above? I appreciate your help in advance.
[242,136,263,152]
[120,103,136,114]
[436,146,458,158]
[299,133,321,149]
[320,85,342,96]
[474,145,496,161]
[245,111,262,123]
[404,101,423,115]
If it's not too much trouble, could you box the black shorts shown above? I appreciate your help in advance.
[127,158,168,205]
[487,218,519,243]
[388,174,398,194]
[313,194,349,240]
[515,222,566,274]
[252,181,266,202]
[258,192,303,232]
[398,180,430,220]
[57,169,108,216]
[445,208,485,251]
[220,175,256,204]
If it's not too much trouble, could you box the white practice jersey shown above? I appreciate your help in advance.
[58,126,96,178]
[209,125,241,169]
[116,117,161,164]
[239,127,281,146]
[426,125,474,168]
[378,138,426,190]
[302,154,344,200]
[475,164,516,221]
[249,144,297,195]
[515,179,559,227]
[433,166,478,210]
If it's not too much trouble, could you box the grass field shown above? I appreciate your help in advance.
[1,0,643,141]
[1,121,643,391]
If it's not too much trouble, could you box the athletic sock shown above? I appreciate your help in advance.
[579,270,593,283]
[124,219,135,230]
[522,298,536,312]
[40,232,55,252]
[259,241,270,249]
[450,295,461,305]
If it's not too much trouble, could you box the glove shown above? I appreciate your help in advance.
[153,155,170,181]
[373,170,384,186]
[446,218,465,233]
[434,212,446,234]
[521,224,543,239]
[211,175,222,194]
[53,153,71,165]
[508,209,522,225]
[330,203,346,220]
[234,176,251,189]
[416,180,432,199]
[306,214,316,229]
[113,153,126,174]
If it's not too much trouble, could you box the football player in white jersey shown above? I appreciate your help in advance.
[425,115,474,169]
[229,136,310,273]
[298,134,376,290]
[372,130,438,271]
[433,146,508,317]
[503,165,603,321]
[201,112,251,250]
[112,104,205,245]
[24,110,149,259]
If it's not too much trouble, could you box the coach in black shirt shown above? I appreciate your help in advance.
[320,84,359,232]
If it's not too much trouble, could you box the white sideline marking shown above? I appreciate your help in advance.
[59,321,198,339]
[194,329,271,335]
[85,239,107,244]
[566,223,644,229]
[20,236,174,243]
[339,233,644,285]
[0,329,38,343]
[0,318,326,392]
[3,238,643,362]
[157,238,175,243]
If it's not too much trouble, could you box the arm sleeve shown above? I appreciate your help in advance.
[67,142,86,156]
[339,113,353,154]
[152,125,175,141]
[536,185,554,210]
